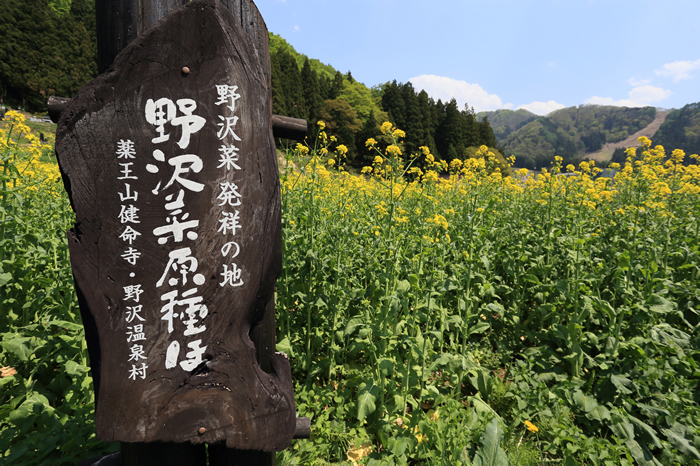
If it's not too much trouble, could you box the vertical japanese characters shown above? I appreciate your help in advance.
[117,83,245,381]
[144,97,209,374]
[115,138,148,380]
[215,84,245,289]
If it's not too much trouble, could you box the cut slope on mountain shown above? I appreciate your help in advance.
[587,111,669,162]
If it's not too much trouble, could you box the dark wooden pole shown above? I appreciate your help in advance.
[88,1,292,464]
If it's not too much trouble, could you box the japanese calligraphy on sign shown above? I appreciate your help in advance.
[54,0,296,451]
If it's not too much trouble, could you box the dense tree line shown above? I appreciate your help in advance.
[379,81,499,163]
[0,0,96,111]
[269,33,500,168]
[271,58,502,167]
[653,102,700,163]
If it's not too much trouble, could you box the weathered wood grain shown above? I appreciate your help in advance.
[56,0,295,451]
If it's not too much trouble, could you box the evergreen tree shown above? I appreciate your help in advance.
[278,50,305,119]
[461,104,480,148]
[401,82,423,156]
[381,81,405,129]
[436,99,463,161]
[270,50,287,116]
[478,116,499,149]
[330,71,344,99]
[318,74,331,101]
[301,58,321,125]
[355,109,380,165]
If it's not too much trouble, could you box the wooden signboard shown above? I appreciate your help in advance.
[55,0,296,452]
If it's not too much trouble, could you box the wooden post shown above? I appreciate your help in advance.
[60,1,307,464]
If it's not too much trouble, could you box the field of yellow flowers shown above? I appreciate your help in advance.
[1,114,699,464]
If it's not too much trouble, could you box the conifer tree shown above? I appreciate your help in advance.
[270,50,287,116]
[301,58,321,125]
[330,71,344,99]
[381,81,406,129]
[278,50,305,119]
[355,109,380,165]
[401,82,424,156]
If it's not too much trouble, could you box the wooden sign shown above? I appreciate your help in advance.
[55,0,296,451]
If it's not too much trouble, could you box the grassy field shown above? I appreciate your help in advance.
[1,114,699,464]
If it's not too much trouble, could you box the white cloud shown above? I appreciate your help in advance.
[517,100,566,116]
[628,77,651,87]
[293,25,299,32]
[585,85,671,107]
[408,75,504,112]
[503,103,514,110]
[655,59,700,82]
[629,85,672,102]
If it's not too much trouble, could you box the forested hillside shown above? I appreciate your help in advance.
[653,102,700,162]
[484,105,657,169]
[0,0,96,111]
[268,35,502,168]
[477,108,537,140]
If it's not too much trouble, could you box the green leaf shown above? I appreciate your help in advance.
[647,295,674,314]
[469,396,501,421]
[469,322,491,335]
[396,280,411,294]
[484,302,504,317]
[650,324,690,348]
[661,428,700,460]
[618,251,630,270]
[46,319,84,332]
[637,403,670,418]
[2,337,32,361]
[276,337,293,356]
[344,317,364,336]
[473,418,508,466]
[0,272,12,287]
[470,371,493,400]
[586,404,611,422]
[625,439,662,466]
[9,404,32,425]
[357,378,379,421]
[429,353,453,370]
[610,374,633,394]
[65,360,88,377]
[313,297,327,308]
[610,419,635,440]
[573,389,598,413]
[629,415,662,449]
[378,358,393,377]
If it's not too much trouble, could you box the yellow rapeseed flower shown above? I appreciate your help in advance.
[386,145,402,157]
[336,144,348,156]
[525,420,538,433]
[392,128,406,140]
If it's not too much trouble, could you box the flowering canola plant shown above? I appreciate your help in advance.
[278,123,700,464]
[3,117,699,464]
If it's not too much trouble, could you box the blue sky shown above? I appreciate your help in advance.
[254,0,699,115]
